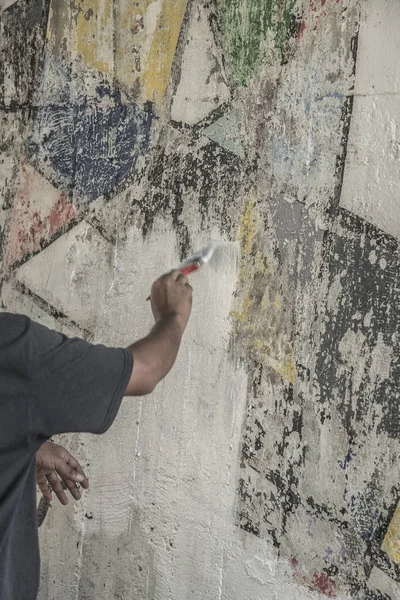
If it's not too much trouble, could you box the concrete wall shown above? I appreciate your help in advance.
[1,0,400,598]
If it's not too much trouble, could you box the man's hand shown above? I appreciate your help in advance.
[150,269,192,328]
[36,442,89,505]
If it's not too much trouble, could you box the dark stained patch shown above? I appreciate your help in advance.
[37,497,51,528]
[235,193,399,595]
[134,134,248,259]
[316,208,400,439]
[0,0,50,109]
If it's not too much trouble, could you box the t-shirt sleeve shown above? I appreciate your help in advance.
[28,319,133,438]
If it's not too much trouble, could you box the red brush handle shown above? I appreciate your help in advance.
[146,263,199,301]
[180,263,199,276]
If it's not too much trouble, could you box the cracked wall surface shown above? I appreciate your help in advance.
[1,0,400,598]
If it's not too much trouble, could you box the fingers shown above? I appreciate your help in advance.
[52,451,89,502]
[36,473,52,502]
[170,269,182,281]
[63,477,82,501]
[158,269,181,283]
[63,453,89,489]
[45,471,69,506]
[36,444,89,505]
[166,270,191,289]
[176,272,189,286]
[42,470,85,505]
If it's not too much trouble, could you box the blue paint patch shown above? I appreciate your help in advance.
[339,448,356,470]
[28,87,152,203]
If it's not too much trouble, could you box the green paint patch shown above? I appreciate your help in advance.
[204,113,245,158]
[220,0,298,86]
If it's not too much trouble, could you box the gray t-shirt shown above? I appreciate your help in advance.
[0,313,133,600]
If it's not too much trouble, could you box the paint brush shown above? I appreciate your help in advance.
[146,244,216,301]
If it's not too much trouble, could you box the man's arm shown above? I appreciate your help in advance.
[125,269,192,396]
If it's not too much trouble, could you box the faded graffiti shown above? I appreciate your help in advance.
[1,0,400,598]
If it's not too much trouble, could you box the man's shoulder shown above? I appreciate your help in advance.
[0,312,30,330]
[0,312,32,344]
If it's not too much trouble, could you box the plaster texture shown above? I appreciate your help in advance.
[1,0,400,599]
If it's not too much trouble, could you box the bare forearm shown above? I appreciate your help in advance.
[126,314,185,395]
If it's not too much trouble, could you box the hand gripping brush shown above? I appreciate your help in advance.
[146,244,216,301]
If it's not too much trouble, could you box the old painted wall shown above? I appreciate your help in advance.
[1,0,399,598]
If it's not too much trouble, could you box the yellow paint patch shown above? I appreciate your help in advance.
[230,190,296,385]
[238,196,256,255]
[76,0,113,73]
[382,504,400,563]
[114,0,158,93]
[46,0,75,55]
[143,0,188,104]
[47,0,187,106]
[45,2,53,41]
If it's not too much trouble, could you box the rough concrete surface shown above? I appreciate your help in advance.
[1,0,399,598]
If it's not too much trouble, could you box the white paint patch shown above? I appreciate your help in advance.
[36,221,257,599]
[141,0,163,70]
[370,333,392,383]
[340,93,400,240]
[369,250,377,265]
[364,309,373,328]
[170,3,230,125]
[15,222,113,330]
[338,329,367,393]
[327,273,343,312]
[340,0,400,240]
[222,532,337,600]
[380,257,387,270]
[355,0,400,95]
[368,566,400,600]
[0,0,18,12]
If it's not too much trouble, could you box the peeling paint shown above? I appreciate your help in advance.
[231,192,296,384]
[220,0,299,86]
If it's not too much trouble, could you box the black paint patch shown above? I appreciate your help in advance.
[134,134,248,259]
[316,208,400,439]
[0,0,49,109]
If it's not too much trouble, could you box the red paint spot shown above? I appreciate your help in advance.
[3,164,77,268]
[48,196,76,236]
[290,557,299,568]
[309,572,337,598]
[305,0,339,33]
[296,20,306,43]
[311,0,326,8]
